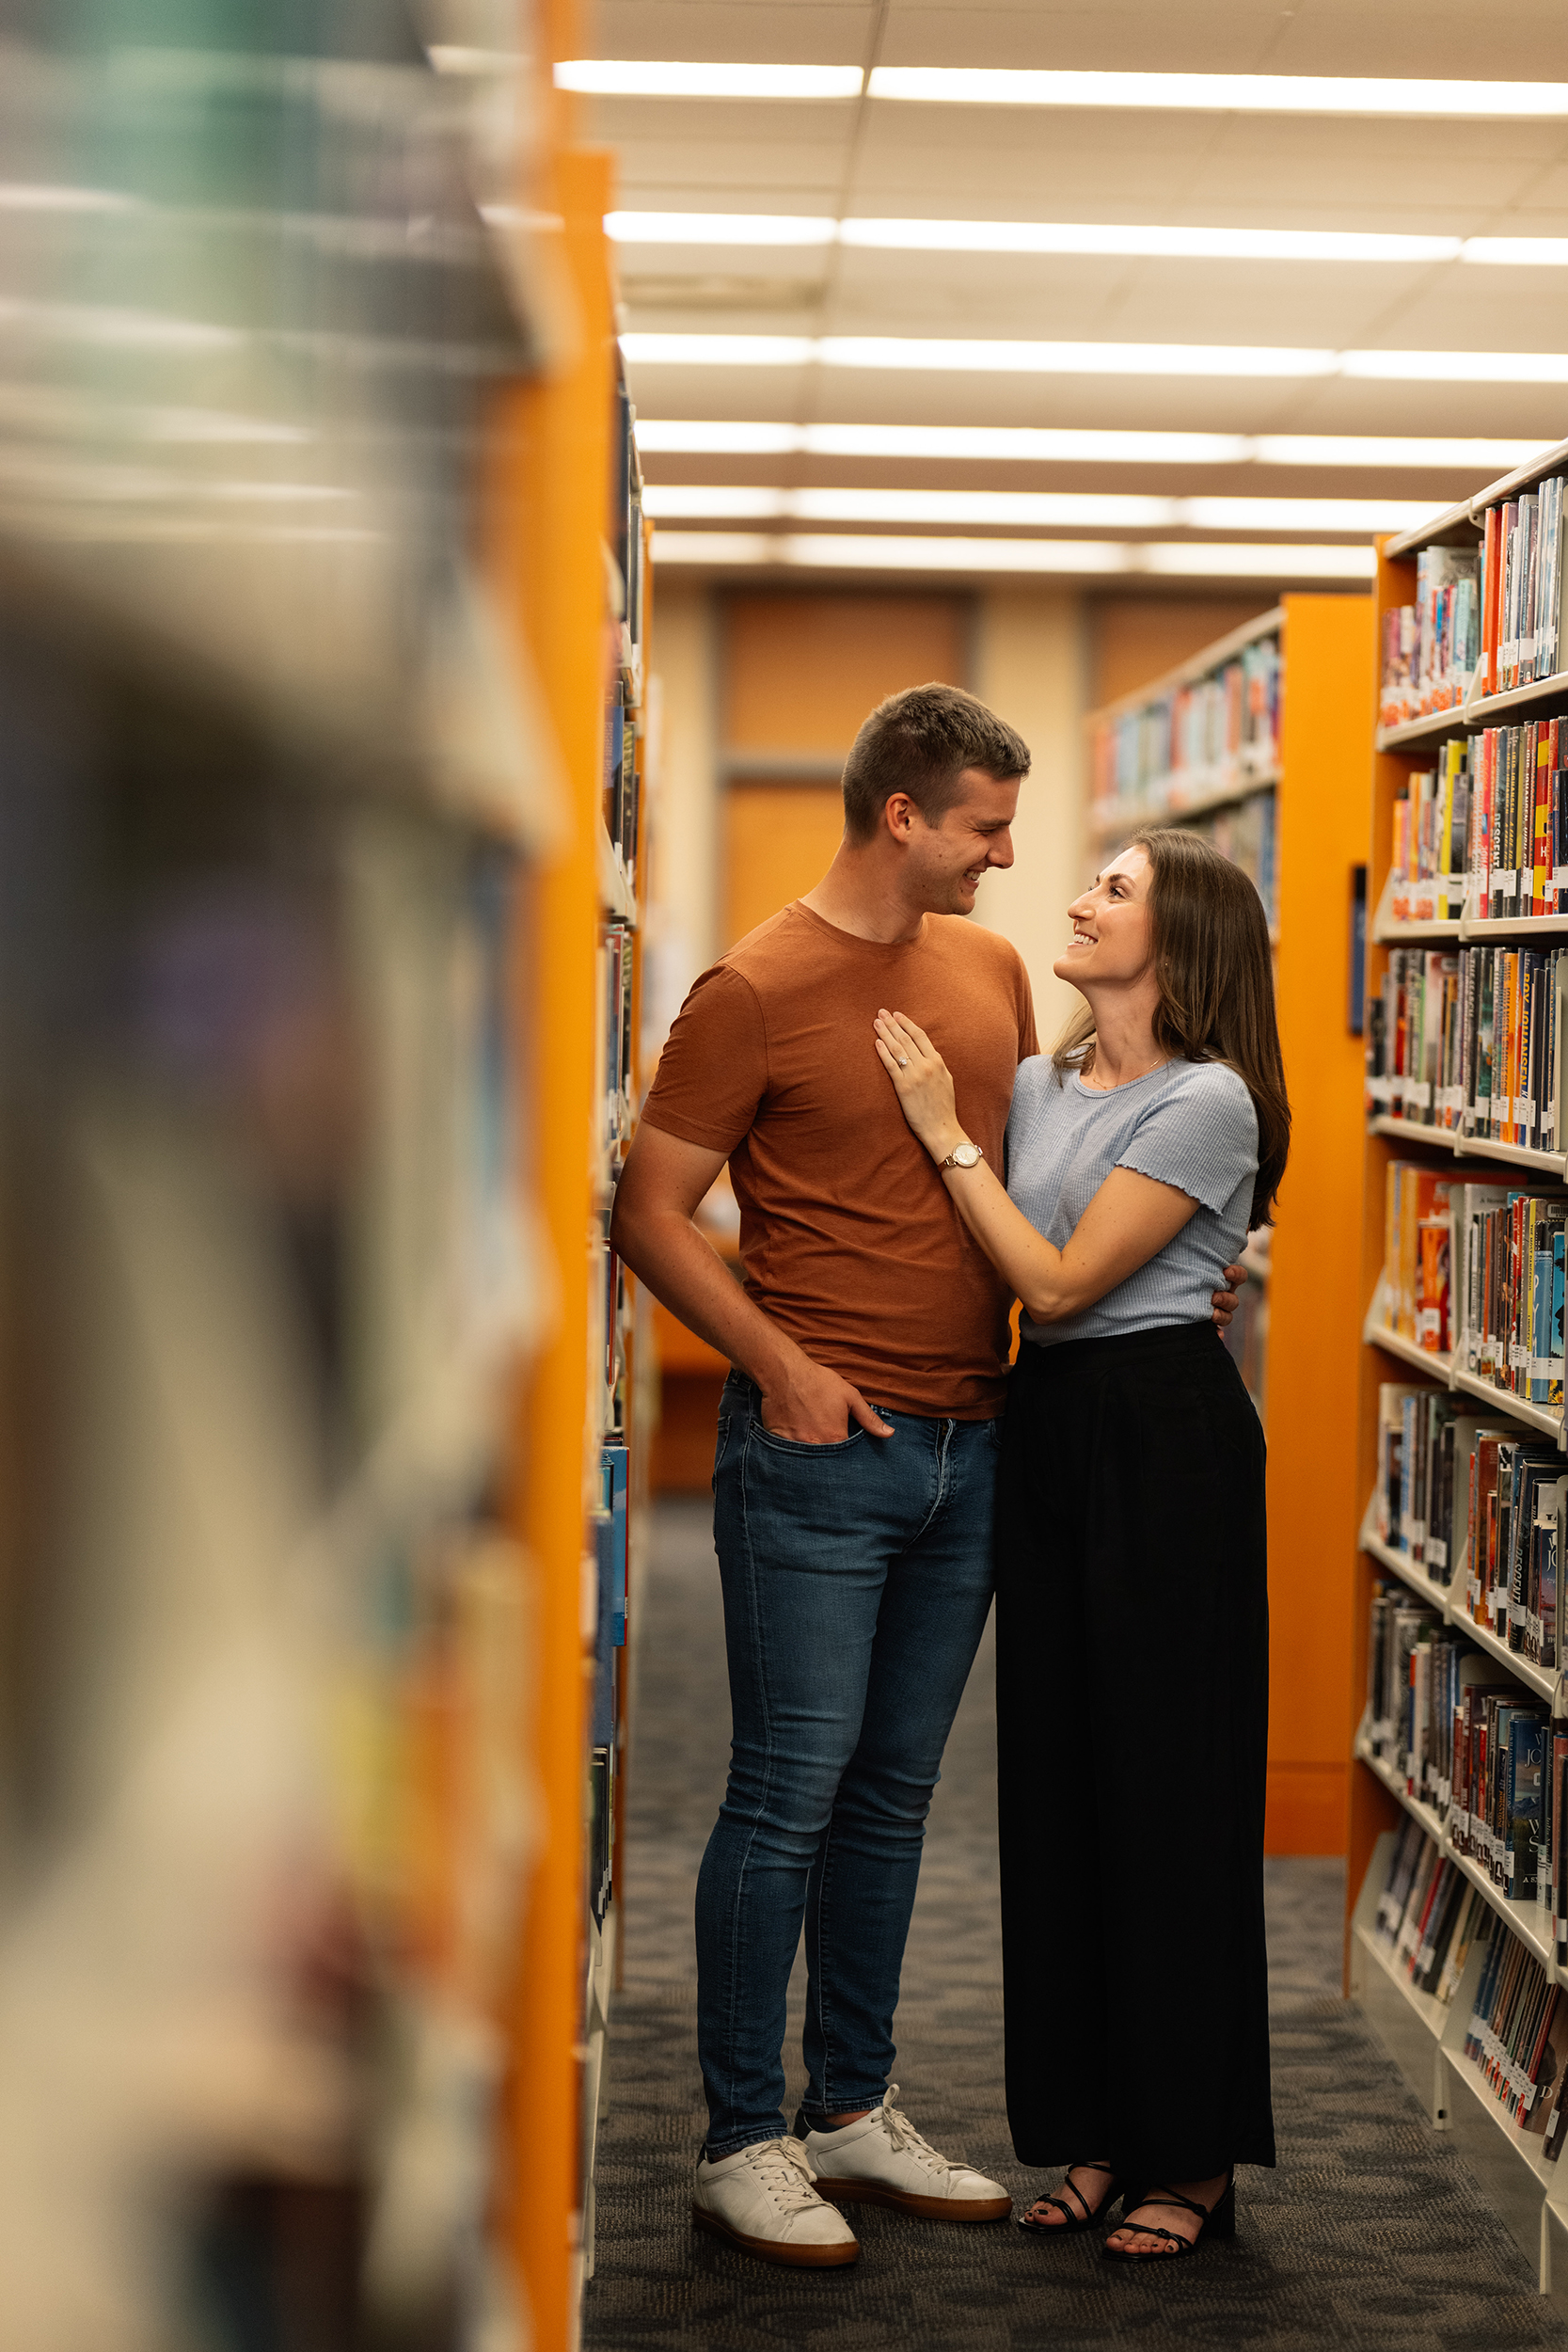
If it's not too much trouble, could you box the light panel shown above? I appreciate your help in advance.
[607,210,1568,269]
[843,219,1458,262]
[633,420,806,453]
[607,211,837,245]
[1462,238,1568,266]
[555,60,863,98]
[623,334,1568,385]
[866,68,1568,118]
[633,420,1547,471]
[642,485,787,517]
[649,531,1377,576]
[644,485,1447,531]
[622,334,815,367]
[816,336,1336,375]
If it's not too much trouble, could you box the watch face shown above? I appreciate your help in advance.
[954,1142,981,1168]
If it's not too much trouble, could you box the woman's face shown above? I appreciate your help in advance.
[1053,844,1154,990]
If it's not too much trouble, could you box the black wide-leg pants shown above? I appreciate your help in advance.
[995,1320,1276,2181]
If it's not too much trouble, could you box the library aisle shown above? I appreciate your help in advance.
[584,1503,1566,2352]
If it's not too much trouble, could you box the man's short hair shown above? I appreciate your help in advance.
[841,682,1031,843]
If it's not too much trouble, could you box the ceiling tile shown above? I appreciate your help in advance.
[588,1,877,62]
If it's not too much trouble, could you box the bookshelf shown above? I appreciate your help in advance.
[1086,594,1371,1852]
[1349,454,1568,2311]
[0,18,639,2349]
[498,147,657,2337]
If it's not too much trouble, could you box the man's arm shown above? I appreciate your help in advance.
[610,1122,895,1443]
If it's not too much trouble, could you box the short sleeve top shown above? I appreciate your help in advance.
[1005,1055,1259,1348]
[641,903,1037,1418]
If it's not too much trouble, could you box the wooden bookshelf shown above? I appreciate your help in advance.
[1086,595,1372,1853]
[1347,496,1568,2312]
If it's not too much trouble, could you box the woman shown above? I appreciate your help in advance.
[872,826,1287,2261]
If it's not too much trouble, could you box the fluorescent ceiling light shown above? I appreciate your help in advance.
[555,60,863,98]
[643,485,790,518]
[1462,238,1568,266]
[649,531,1375,577]
[624,334,1568,385]
[634,421,1547,471]
[816,336,1335,375]
[1341,348,1568,382]
[622,334,815,367]
[866,68,1568,119]
[644,485,1444,531]
[634,421,808,453]
[1252,435,1543,468]
[608,211,837,245]
[840,219,1458,262]
[609,211,1468,262]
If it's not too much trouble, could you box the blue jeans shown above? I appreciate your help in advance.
[696,1372,999,2157]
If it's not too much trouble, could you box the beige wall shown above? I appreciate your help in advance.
[641,577,719,1049]
[972,589,1088,1047]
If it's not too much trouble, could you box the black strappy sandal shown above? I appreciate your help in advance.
[1017,2161,1125,2236]
[1102,2172,1235,2261]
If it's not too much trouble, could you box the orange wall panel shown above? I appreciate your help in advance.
[721,783,845,948]
[723,593,969,755]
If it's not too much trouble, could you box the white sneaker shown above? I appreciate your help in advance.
[692,2136,861,2267]
[801,2087,1012,2222]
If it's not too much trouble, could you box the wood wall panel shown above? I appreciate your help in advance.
[722,783,845,950]
[723,593,969,755]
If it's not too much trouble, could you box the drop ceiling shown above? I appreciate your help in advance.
[580,1,1568,577]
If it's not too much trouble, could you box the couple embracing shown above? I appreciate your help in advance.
[611,682,1289,2269]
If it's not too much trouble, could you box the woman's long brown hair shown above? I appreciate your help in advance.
[1051,827,1291,1229]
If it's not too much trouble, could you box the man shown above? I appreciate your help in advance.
[612,682,1240,2269]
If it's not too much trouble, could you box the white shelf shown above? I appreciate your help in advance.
[1354,1736,1559,1965]
[1367,1113,1566,1181]
[1363,1316,1452,1380]
[597,818,636,923]
[1373,913,1464,944]
[1464,912,1568,939]
[1460,1134,1568,1178]
[1452,1365,1564,1444]
[1376,707,1474,754]
[1374,673,1568,753]
[1358,1497,1558,1704]
[1352,1915,1454,2046]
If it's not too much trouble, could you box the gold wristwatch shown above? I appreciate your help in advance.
[939,1140,984,1171]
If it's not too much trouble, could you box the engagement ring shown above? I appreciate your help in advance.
[897,1056,909,1068]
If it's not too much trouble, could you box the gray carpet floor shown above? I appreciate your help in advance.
[583,1499,1568,2351]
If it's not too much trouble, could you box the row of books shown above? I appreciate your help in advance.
[607,390,647,896]
[1089,630,1279,814]
[1385,721,1566,924]
[1465,1909,1568,2151]
[1366,946,1563,1154]
[1184,790,1279,931]
[1380,545,1481,726]
[1367,1590,1547,1885]
[1379,1163,1566,1397]
[1374,1385,1565,1663]
[1373,1816,1491,2001]
[1377,478,1568,727]
[1481,477,1568,697]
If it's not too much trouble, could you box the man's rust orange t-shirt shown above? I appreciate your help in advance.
[641,901,1037,1419]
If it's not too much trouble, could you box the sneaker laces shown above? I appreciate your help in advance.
[747,2136,827,2213]
[878,2086,963,2175]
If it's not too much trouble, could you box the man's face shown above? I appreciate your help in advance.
[903,769,1021,915]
